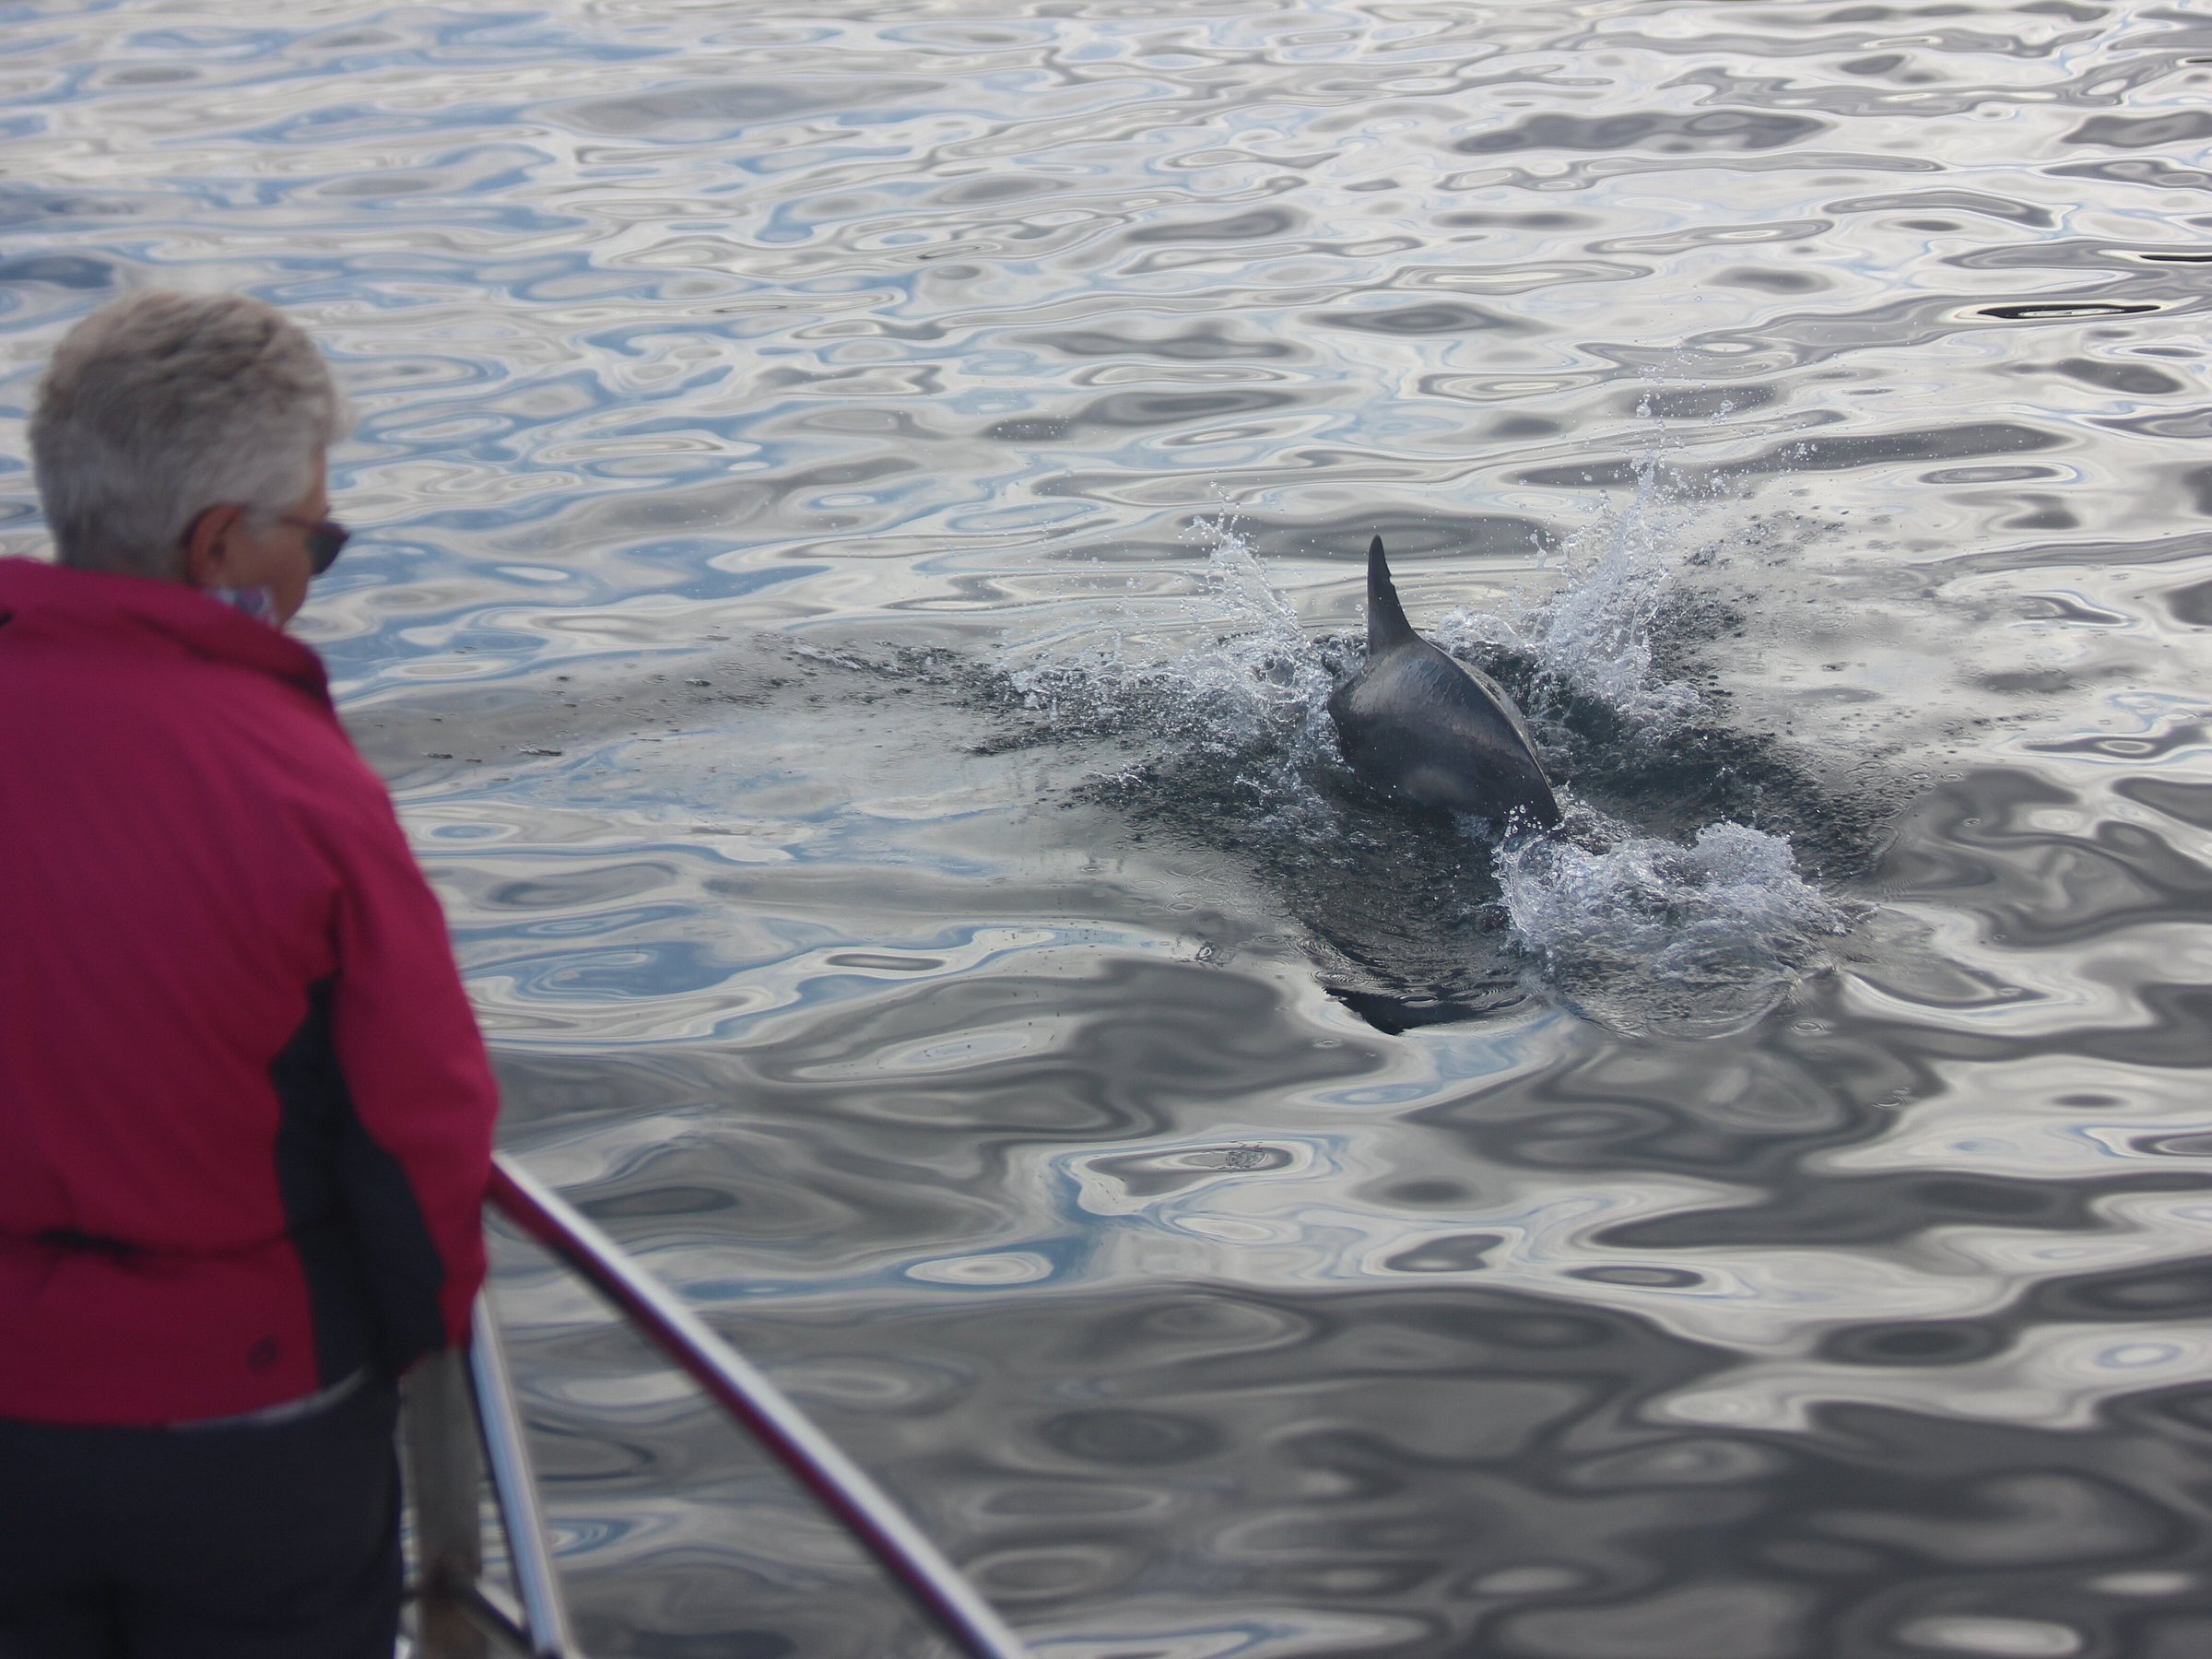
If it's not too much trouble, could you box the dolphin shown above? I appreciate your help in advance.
[1327,535,1560,830]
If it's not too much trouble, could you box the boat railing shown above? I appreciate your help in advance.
[402,1151,1032,1659]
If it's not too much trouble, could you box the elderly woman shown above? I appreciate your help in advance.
[0,291,499,1656]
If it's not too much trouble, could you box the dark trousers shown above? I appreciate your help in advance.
[0,1381,400,1659]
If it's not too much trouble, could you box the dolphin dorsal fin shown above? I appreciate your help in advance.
[1364,535,1418,655]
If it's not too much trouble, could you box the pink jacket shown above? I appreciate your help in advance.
[0,558,498,1426]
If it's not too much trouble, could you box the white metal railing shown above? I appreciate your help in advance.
[402,1152,1031,1659]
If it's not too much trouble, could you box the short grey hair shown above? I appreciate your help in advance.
[29,290,350,576]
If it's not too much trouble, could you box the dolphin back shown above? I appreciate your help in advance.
[1333,535,1561,829]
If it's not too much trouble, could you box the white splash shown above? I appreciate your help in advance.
[1437,441,1706,733]
[1498,815,1853,1036]
[1186,513,1341,759]
[1011,520,1334,726]
[1000,515,1341,828]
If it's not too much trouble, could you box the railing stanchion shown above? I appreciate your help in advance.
[471,1299,578,1658]
[402,1346,491,1659]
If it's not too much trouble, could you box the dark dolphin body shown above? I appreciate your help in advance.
[1327,535,1560,830]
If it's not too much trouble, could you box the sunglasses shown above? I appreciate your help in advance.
[277,514,351,575]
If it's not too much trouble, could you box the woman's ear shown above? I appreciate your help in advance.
[179,504,246,588]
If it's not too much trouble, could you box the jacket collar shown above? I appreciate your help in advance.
[0,557,332,707]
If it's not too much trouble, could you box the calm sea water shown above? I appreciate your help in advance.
[8,2,2212,1654]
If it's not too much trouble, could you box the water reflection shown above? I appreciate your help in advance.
[10,0,2212,1653]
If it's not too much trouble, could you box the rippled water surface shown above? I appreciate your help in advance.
[12,1,2212,1653]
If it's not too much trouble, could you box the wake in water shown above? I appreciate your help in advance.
[982,472,1867,1037]
[1438,451,1857,1034]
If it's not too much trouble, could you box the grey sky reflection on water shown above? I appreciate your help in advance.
[7,0,2212,1653]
